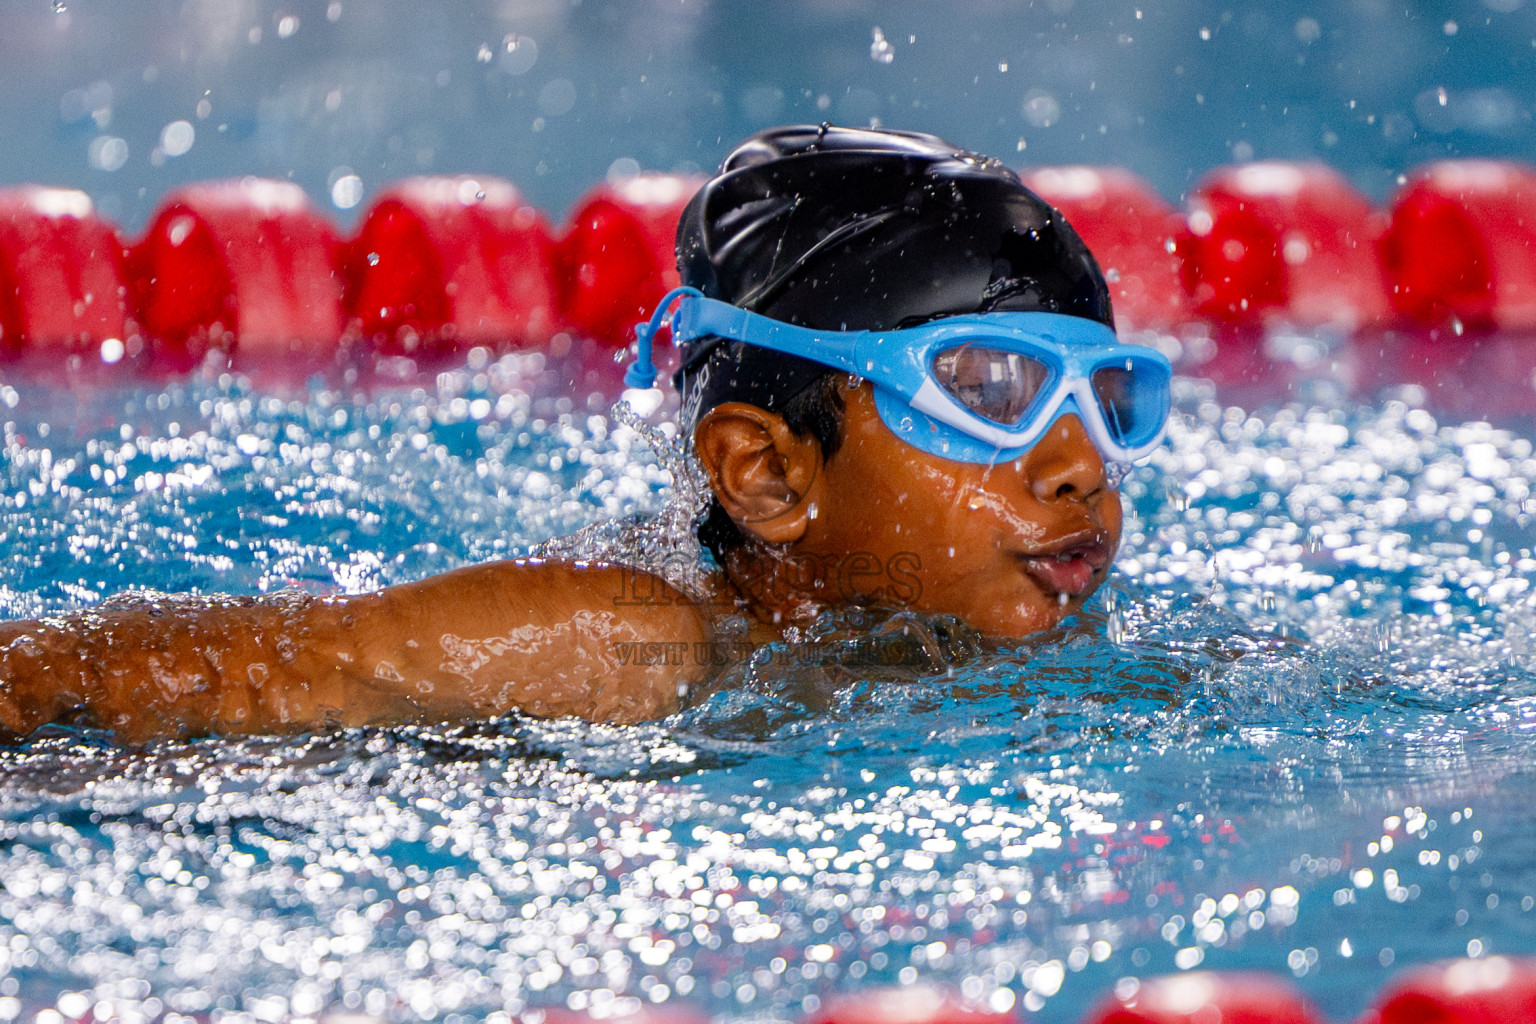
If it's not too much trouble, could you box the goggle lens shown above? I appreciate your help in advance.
[1091,357,1170,447]
[932,345,1053,427]
[935,343,1171,451]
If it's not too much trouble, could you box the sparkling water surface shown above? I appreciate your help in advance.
[0,343,1534,1024]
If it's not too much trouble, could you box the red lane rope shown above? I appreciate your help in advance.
[509,959,1536,1024]
[0,160,1532,365]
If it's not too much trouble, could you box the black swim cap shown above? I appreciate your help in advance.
[675,124,1113,418]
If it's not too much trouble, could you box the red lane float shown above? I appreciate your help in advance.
[1084,972,1322,1024]
[1,156,1535,374]
[0,187,134,356]
[345,175,560,353]
[1023,166,1191,332]
[1364,956,1536,1024]
[1381,160,1536,333]
[804,986,1020,1024]
[556,173,701,349]
[1179,162,1389,331]
[126,178,346,362]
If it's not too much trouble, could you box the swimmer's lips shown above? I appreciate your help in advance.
[1015,531,1113,597]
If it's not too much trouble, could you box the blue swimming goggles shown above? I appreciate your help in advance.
[626,286,1172,466]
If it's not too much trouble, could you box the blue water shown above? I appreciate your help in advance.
[0,345,1535,1023]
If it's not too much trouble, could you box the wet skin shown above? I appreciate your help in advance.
[0,562,712,742]
[0,382,1119,741]
[714,382,1122,638]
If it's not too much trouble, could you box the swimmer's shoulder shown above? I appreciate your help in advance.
[383,555,716,644]
[337,557,719,723]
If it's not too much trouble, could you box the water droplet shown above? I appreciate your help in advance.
[1375,623,1392,654]
[870,26,895,64]
[1259,591,1276,613]
[476,43,493,63]
[159,119,195,157]
[498,33,539,75]
[366,251,380,267]
[1102,589,1125,638]
[1108,608,1126,644]
[1166,482,1190,512]
[330,172,363,210]
[51,0,66,12]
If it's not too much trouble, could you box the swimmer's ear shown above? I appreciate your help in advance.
[694,402,823,544]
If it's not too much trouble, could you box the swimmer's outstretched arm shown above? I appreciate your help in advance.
[0,560,711,743]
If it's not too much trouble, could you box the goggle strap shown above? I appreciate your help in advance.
[671,296,775,357]
[674,296,862,374]
[624,285,704,389]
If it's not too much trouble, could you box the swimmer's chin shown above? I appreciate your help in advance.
[972,574,1108,639]
[948,598,1080,642]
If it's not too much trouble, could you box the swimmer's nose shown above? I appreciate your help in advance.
[1023,413,1106,502]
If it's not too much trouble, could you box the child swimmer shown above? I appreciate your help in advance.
[0,125,1171,742]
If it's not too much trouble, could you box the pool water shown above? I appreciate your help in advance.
[0,339,1534,1024]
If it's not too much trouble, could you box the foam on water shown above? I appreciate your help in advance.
[0,352,1533,1023]
[534,397,715,600]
